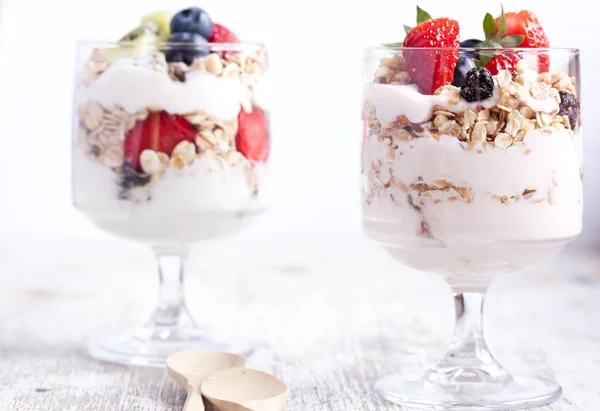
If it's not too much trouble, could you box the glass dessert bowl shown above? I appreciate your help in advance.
[72,8,269,366]
[362,6,582,410]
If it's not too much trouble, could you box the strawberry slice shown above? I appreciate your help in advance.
[124,111,196,172]
[236,105,269,162]
[485,54,521,75]
[209,23,239,43]
[402,18,460,95]
[496,10,550,72]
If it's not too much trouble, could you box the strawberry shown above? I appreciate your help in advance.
[497,11,549,49]
[402,18,460,95]
[209,23,239,43]
[124,111,196,172]
[485,53,520,75]
[236,105,269,162]
[496,10,550,72]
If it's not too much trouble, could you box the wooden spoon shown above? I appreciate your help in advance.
[201,367,289,411]
[166,350,246,411]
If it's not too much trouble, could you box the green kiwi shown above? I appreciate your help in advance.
[141,10,174,42]
[104,24,159,62]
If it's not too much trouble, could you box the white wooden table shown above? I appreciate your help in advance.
[1,238,599,410]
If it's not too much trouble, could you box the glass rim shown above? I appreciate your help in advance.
[77,40,265,51]
[367,46,579,54]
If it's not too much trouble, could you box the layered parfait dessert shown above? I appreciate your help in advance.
[362,8,582,279]
[73,8,269,243]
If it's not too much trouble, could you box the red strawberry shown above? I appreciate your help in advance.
[402,18,460,95]
[485,54,521,75]
[236,105,269,162]
[209,23,239,43]
[124,111,197,172]
[496,10,550,72]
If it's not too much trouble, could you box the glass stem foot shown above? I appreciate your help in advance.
[374,290,562,409]
[87,246,254,367]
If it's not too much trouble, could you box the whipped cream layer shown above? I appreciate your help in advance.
[364,82,559,125]
[73,150,268,242]
[362,129,583,243]
[78,63,244,121]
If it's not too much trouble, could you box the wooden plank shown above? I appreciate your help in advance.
[0,240,598,410]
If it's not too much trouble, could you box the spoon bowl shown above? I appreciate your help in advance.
[167,350,247,411]
[201,367,289,411]
[167,349,246,389]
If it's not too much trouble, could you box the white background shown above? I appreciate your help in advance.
[0,0,597,249]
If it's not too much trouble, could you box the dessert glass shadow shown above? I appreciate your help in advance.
[362,47,581,409]
[72,41,269,366]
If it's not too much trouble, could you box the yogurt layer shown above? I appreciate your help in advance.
[362,129,583,243]
[78,64,244,120]
[73,150,268,242]
[363,82,559,125]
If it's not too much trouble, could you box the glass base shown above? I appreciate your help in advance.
[374,371,562,410]
[88,326,255,367]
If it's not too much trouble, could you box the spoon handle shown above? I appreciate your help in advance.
[183,389,205,411]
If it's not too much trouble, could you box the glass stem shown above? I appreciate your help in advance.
[145,245,195,329]
[433,291,508,383]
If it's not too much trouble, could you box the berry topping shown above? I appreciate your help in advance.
[236,106,269,162]
[558,91,580,130]
[453,39,481,87]
[164,32,209,65]
[124,111,197,172]
[497,10,550,72]
[119,162,152,197]
[472,7,525,73]
[209,23,239,43]
[402,17,460,94]
[460,67,494,102]
[170,7,213,39]
[484,53,520,75]
[460,39,483,49]
[498,11,549,49]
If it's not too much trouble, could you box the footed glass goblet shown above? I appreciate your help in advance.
[362,46,582,409]
[73,41,269,366]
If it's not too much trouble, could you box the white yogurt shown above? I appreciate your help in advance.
[364,82,558,125]
[78,64,244,120]
[363,83,500,124]
[73,150,269,243]
[362,129,582,281]
[363,129,583,242]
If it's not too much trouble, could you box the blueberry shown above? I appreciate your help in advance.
[165,32,209,65]
[170,7,212,39]
[453,39,482,87]
[460,67,494,102]
[453,55,477,88]
[460,39,482,56]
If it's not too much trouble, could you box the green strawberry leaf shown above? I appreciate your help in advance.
[382,42,404,47]
[416,6,432,24]
[483,13,496,41]
[477,41,503,48]
[498,34,525,47]
[475,55,494,68]
[475,41,502,68]
[495,5,507,40]
[404,25,412,34]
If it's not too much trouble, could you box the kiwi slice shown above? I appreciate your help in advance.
[141,10,174,42]
[103,24,159,62]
